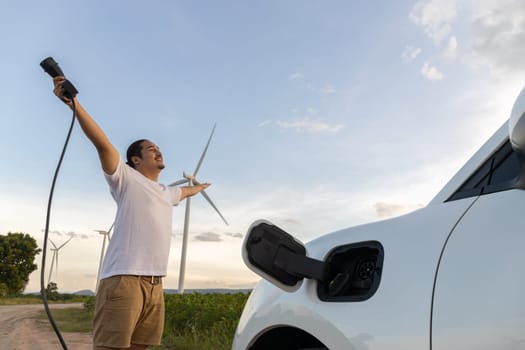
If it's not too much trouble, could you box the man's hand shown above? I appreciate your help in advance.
[180,179,211,200]
[53,76,75,108]
[192,178,210,191]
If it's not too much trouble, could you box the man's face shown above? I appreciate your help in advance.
[137,140,165,170]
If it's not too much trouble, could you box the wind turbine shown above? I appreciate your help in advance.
[169,124,228,294]
[94,223,114,293]
[47,237,73,284]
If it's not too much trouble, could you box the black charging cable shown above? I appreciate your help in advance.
[39,57,79,350]
[40,100,75,350]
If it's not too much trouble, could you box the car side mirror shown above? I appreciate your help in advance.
[509,86,525,155]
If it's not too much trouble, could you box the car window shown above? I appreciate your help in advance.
[447,140,521,201]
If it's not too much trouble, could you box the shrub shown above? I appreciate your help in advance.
[84,296,96,312]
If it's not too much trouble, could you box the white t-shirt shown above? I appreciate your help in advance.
[99,157,182,279]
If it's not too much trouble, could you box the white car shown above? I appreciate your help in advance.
[232,87,525,350]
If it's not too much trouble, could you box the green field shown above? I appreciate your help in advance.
[31,292,250,350]
[0,294,91,305]
[35,306,94,333]
[160,293,249,350]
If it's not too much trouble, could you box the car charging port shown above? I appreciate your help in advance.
[318,241,384,302]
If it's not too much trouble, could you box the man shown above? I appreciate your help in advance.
[52,76,209,349]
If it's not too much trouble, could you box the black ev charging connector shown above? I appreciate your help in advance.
[40,57,78,99]
[244,222,384,302]
[40,56,79,350]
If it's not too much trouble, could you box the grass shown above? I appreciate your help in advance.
[27,293,250,350]
[157,293,249,350]
[0,296,43,305]
[0,295,92,305]
[35,306,94,333]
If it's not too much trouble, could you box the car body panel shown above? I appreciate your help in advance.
[234,197,477,350]
[432,189,525,350]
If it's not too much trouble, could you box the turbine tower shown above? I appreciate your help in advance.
[47,237,73,284]
[94,223,114,293]
[169,124,228,294]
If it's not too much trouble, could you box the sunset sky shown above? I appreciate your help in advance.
[1,0,524,292]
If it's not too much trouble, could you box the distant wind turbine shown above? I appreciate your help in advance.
[47,237,73,284]
[95,223,114,293]
[169,124,228,294]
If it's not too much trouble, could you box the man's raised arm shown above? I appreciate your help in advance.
[52,76,119,174]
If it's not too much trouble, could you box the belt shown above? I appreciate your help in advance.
[139,276,162,285]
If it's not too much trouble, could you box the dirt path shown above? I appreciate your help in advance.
[0,303,92,350]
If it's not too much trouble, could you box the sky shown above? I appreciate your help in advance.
[1,0,525,293]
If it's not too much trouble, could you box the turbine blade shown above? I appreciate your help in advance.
[58,236,73,249]
[200,190,229,226]
[193,124,216,177]
[169,178,189,186]
[49,239,57,249]
[95,222,114,237]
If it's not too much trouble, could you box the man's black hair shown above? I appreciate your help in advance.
[126,139,147,168]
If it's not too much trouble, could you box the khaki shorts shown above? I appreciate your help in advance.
[93,275,165,348]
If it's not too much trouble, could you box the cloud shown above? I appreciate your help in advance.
[282,218,302,225]
[319,85,336,94]
[401,45,422,62]
[224,232,243,239]
[420,61,444,81]
[409,0,458,43]
[374,202,424,219]
[194,232,223,242]
[305,107,317,115]
[43,229,91,240]
[65,231,90,239]
[257,120,272,127]
[289,72,336,95]
[468,0,525,77]
[442,35,458,59]
[289,72,304,80]
[276,118,344,133]
[409,0,525,80]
